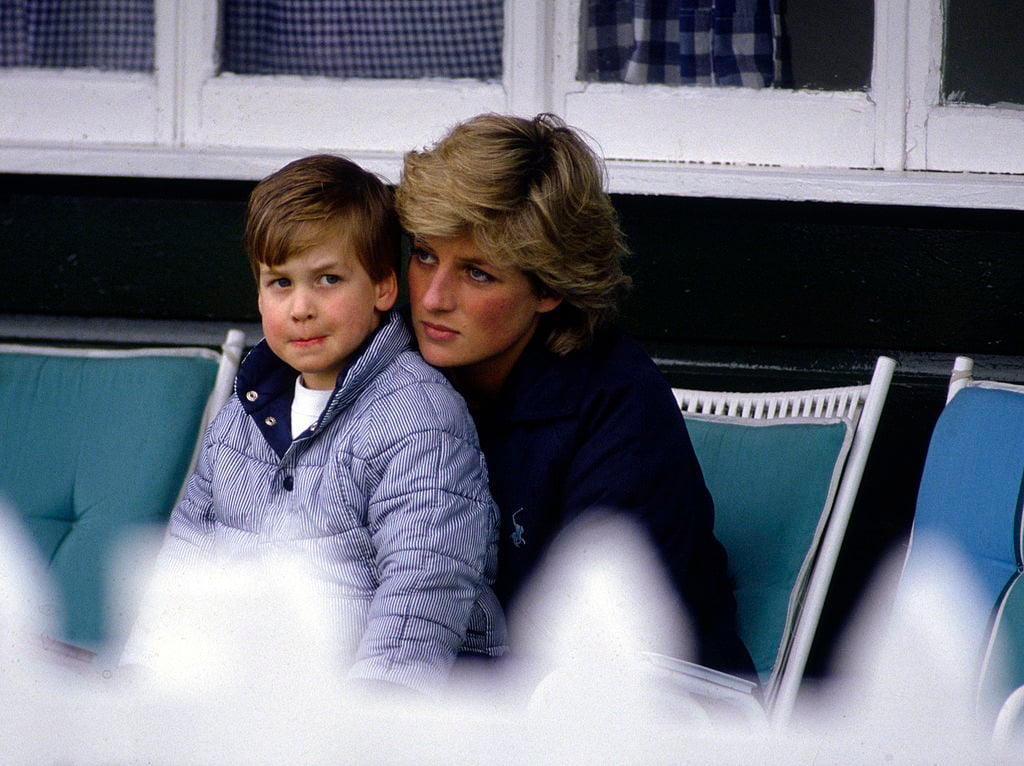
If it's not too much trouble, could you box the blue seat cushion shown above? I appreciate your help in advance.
[0,349,218,648]
[911,386,1024,609]
[908,385,1024,705]
[684,415,851,682]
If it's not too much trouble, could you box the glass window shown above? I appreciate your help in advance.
[579,0,780,87]
[943,0,1024,106]
[0,0,153,71]
[779,0,872,91]
[220,0,504,80]
[578,0,875,92]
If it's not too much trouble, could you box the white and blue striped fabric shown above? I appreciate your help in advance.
[126,311,506,695]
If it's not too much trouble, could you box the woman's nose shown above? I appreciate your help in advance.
[419,270,455,312]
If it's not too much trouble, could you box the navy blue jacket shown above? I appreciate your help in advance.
[473,326,755,677]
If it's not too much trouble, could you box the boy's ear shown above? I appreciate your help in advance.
[375,272,398,311]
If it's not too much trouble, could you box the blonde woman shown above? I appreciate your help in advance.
[396,113,754,679]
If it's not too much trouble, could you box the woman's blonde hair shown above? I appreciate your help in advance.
[395,113,631,354]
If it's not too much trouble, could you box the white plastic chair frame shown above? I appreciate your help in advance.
[673,355,896,728]
[179,328,246,502]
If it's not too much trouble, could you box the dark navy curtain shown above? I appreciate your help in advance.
[221,0,504,80]
[0,0,153,71]
[583,0,780,87]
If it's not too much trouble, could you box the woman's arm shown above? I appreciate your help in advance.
[559,366,752,675]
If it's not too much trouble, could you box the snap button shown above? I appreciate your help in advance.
[264,416,277,427]
[283,475,294,491]
[246,390,259,402]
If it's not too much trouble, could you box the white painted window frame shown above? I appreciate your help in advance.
[904,0,1024,176]
[0,0,1022,210]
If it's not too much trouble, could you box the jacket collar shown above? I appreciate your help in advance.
[236,310,412,456]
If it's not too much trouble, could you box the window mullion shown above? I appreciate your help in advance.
[550,0,586,114]
[506,0,552,116]
[176,0,220,149]
[153,0,181,145]
[871,0,910,171]
[904,0,943,170]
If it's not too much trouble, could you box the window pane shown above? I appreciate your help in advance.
[779,0,871,91]
[580,0,781,87]
[579,0,873,92]
[943,1,1024,106]
[221,0,504,81]
[0,0,154,72]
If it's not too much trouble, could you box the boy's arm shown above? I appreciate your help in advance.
[349,397,498,695]
[156,428,219,560]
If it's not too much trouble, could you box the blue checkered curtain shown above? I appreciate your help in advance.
[0,0,153,71]
[222,0,504,80]
[583,0,780,87]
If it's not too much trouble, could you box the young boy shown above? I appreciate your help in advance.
[125,155,506,695]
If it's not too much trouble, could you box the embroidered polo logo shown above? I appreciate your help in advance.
[510,508,526,548]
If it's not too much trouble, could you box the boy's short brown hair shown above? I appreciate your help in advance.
[395,113,631,355]
[245,154,399,283]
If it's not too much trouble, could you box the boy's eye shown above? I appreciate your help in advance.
[270,277,290,289]
[319,274,340,285]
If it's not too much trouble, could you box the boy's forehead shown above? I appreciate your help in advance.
[260,240,359,273]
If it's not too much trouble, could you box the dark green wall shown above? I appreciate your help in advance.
[1,175,256,321]
[3,172,1024,676]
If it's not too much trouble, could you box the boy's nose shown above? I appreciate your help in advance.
[290,289,315,320]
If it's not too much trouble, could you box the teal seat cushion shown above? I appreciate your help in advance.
[683,415,852,682]
[0,350,218,648]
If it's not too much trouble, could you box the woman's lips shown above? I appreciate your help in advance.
[420,321,459,342]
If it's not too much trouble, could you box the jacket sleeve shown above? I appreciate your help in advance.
[157,424,220,562]
[347,381,499,694]
[564,365,713,572]
[560,366,753,675]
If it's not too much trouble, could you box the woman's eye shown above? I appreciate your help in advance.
[411,246,436,265]
[467,267,494,283]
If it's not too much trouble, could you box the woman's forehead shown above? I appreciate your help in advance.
[419,232,491,261]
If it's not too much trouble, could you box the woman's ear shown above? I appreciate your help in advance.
[375,272,399,311]
[529,275,563,315]
[537,293,563,314]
